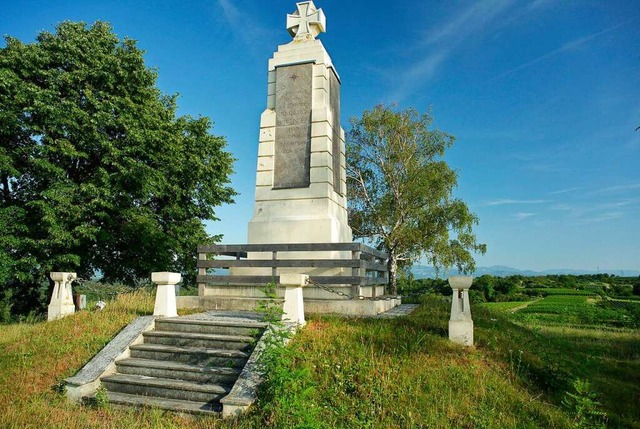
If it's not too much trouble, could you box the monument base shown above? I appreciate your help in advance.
[448,320,474,346]
[177,294,401,317]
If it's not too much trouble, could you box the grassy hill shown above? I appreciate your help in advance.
[0,290,638,428]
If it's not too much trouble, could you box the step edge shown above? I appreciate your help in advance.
[102,374,230,394]
[117,358,242,375]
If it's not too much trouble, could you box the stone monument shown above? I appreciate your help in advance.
[246,1,352,249]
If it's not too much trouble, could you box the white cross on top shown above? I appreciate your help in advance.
[286,1,326,41]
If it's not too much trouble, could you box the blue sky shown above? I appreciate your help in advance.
[2,1,639,272]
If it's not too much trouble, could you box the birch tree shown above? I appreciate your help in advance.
[346,105,485,294]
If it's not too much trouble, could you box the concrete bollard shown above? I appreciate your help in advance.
[448,276,474,346]
[151,272,181,318]
[279,274,309,326]
[48,272,77,321]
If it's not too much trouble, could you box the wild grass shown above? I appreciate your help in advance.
[247,299,572,428]
[1,290,637,428]
[478,299,640,428]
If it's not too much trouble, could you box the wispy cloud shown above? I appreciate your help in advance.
[423,0,513,46]
[389,0,514,101]
[592,183,640,195]
[514,212,536,220]
[575,211,625,225]
[483,199,549,206]
[493,16,640,80]
[549,187,582,196]
[528,0,555,10]
[215,0,274,52]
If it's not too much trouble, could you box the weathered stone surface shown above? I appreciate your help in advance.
[65,315,155,402]
[274,62,313,189]
[48,272,77,321]
[152,271,181,318]
[448,276,474,346]
[330,68,342,195]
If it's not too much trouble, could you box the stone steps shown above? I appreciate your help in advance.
[97,314,265,416]
[105,391,221,416]
[129,343,249,368]
[116,358,241,384]
[155,318,266,336]
[101,374,229,402]
[143,331,255,350]
[179,296,284,312]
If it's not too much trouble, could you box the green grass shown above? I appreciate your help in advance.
[483,295,640,428]
[528,288,598,296]
[481,301,530,312]
[248,301,573,428]
[511,294,640,328]
[1,291,638,428]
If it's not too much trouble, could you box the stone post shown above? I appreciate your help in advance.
[280,273,309,325]
[448,276,474,346]
[152,272,181,318]
[48,272,77,321]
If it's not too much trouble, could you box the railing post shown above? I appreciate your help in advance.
[351,250,361,297]
[47,272,77,321]
[448,276,474,346]
[198,251,207,296]
[280,273,309,325]
[152,272,181,318]
[272,250,277,279]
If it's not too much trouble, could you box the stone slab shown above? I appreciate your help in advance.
[274,62,313,189]
[65,315,155,402]
[329,67,342,195]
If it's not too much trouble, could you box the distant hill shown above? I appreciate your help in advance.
[410,265,640,279]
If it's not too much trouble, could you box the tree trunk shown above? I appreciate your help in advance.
[388,252,398,295]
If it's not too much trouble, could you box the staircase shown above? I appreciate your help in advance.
[98,314,267,415]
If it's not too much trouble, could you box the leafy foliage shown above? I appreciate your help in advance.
[346,105,485,293]
[0,21,235,318]
[562,379,608,428]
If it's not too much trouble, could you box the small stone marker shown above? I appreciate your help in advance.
[152,272,181,318]
[448,276,474,346]
[47,272,77,321]
[280,273,309,325]
[73,294,86,311]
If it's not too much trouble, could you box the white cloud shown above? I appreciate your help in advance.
[493,16,640,80]
[548,187,582,196]
[483,199,549,206]
[215,0,274,51]
[390,0,514,101]
[514,212,536,220]
[575,211,625,225]
[592,183,640,195]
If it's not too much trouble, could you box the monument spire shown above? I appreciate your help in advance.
[286,1,326,41]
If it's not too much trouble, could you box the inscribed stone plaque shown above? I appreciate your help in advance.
[274,63,313,189]
[329,68,342,195]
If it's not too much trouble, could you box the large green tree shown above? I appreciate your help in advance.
[346,105,486,294]
[0,21,235,317]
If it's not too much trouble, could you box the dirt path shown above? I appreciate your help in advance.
[509,298,543,313]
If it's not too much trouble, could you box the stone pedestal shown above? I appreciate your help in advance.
[448,276,474,346]
[243,1,352,276]
[152,272,181,318]
[280,273,309,325]
[47,272,77,321]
